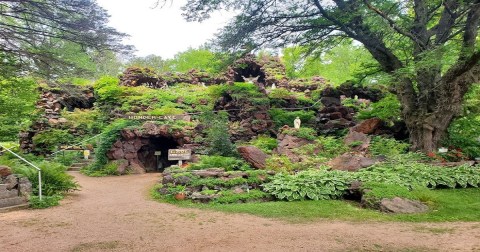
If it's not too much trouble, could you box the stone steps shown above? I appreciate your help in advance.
[0,197,27,208]
[67,158,95,171]
[0,203,29,213]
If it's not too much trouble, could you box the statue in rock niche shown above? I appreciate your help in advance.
[242,75,260,84]
[271,83,276,89]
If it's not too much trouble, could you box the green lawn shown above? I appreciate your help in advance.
[152,188,480,222]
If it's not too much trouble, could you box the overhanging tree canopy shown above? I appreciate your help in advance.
[177,0,480,152]
[0,0,131,76]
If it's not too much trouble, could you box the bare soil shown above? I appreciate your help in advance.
[1,172,479,252]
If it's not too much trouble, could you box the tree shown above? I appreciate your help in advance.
[282,41,377,84]
[166,48,226,74]
[127,54,168,73]
[178,0,480,152]
[0,0,131,76]
[0,76,38,141]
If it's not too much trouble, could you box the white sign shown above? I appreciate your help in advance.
[168,149,191,161]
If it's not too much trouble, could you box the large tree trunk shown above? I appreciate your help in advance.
[403,109,457,153]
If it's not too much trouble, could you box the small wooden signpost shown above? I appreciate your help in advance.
[168,149,191,166]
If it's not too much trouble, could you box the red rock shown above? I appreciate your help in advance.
[0,166,12,177]
[111,148,125,160]
[344,130,371,151]
[275,134,312,162]
[329,153,378,172]
[353,118,382,134]
[237,146,269,169]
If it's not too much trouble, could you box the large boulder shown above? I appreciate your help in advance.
[275,133,313,162]
[237,146,268,169]
[329,153,378,172]
[352,118,382,134]
[0,166,12,177]
[379,197,429,214]
[4,175,18,190]
[344,130,371,152]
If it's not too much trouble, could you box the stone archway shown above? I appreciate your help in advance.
[107,122,194,174]
[137,136,178,172]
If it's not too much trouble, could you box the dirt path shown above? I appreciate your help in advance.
[1,172,479,252]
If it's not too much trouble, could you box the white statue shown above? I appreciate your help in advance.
[294,116,301,129]
[242,75,259,84]
[271,83,276,90]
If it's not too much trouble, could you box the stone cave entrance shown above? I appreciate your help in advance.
[233,61,266,84]
[137,136,179,172]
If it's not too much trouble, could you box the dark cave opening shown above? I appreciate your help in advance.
[233,62,266,84]
[137,136,179,172]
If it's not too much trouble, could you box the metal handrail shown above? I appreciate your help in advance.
[0,144,42,201]
[50,132,105,156]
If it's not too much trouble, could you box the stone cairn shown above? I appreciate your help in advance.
[0,166,32,209]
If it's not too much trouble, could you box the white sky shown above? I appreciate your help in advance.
[96,0,233,59]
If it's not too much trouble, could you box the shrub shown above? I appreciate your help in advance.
[267,88,293,99]
[357,93,401,123]
[315,136,349,159]
[282,127,317,141]
[94,76,123,103]
[12,161,78,196]
[370,136,410,157]
[248,135,278,154]
[87,119,138,172]
[265,155,294,173]
[82,160,121,177]
[29,195,63,209]
[188,155,251,171]
[32,129,74,153]
[214,189,270,204]
[263,169,353,201]
[199,111,236,157]
[52,151,81,166]
[268,109,316,129]
[61,108,106,134]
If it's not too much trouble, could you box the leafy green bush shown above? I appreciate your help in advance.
[355,162,480,189]
[268,109,315,129]
[267,88,293,99]
[214,189,270,204]
[265,155,294,173]
[199,111,236,157]
[282,127,317,141]
[188,155,251,171]
[61,108,106,134]
[357,93,401,123]
[370,136,410,157]
[263,156,480,201]
[32,129,74,153]
[315,136,349,159]
[445,91,480,159]
[29,195,63,209]
[52,151,81,166]
[263,169,353,201]
[248,135,278,154]
[94,76,124,103]
[86,119,138,172]
[82,160,120,177]
[11,161,78,196]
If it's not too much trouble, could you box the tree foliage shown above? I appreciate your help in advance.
[0,76,38,141]
[179,0,480,152]
[0,0,131,76]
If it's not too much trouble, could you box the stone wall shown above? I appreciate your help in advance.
[19,84,95,153]
[0,166,32,209]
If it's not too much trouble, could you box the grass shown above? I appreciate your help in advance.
[151,187,480,223]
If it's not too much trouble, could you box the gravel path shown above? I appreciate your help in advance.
[1,172,479,252]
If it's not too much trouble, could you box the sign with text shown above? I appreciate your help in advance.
[123,114,191,121]
[59,145,84,151]
[168,149,191,161]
